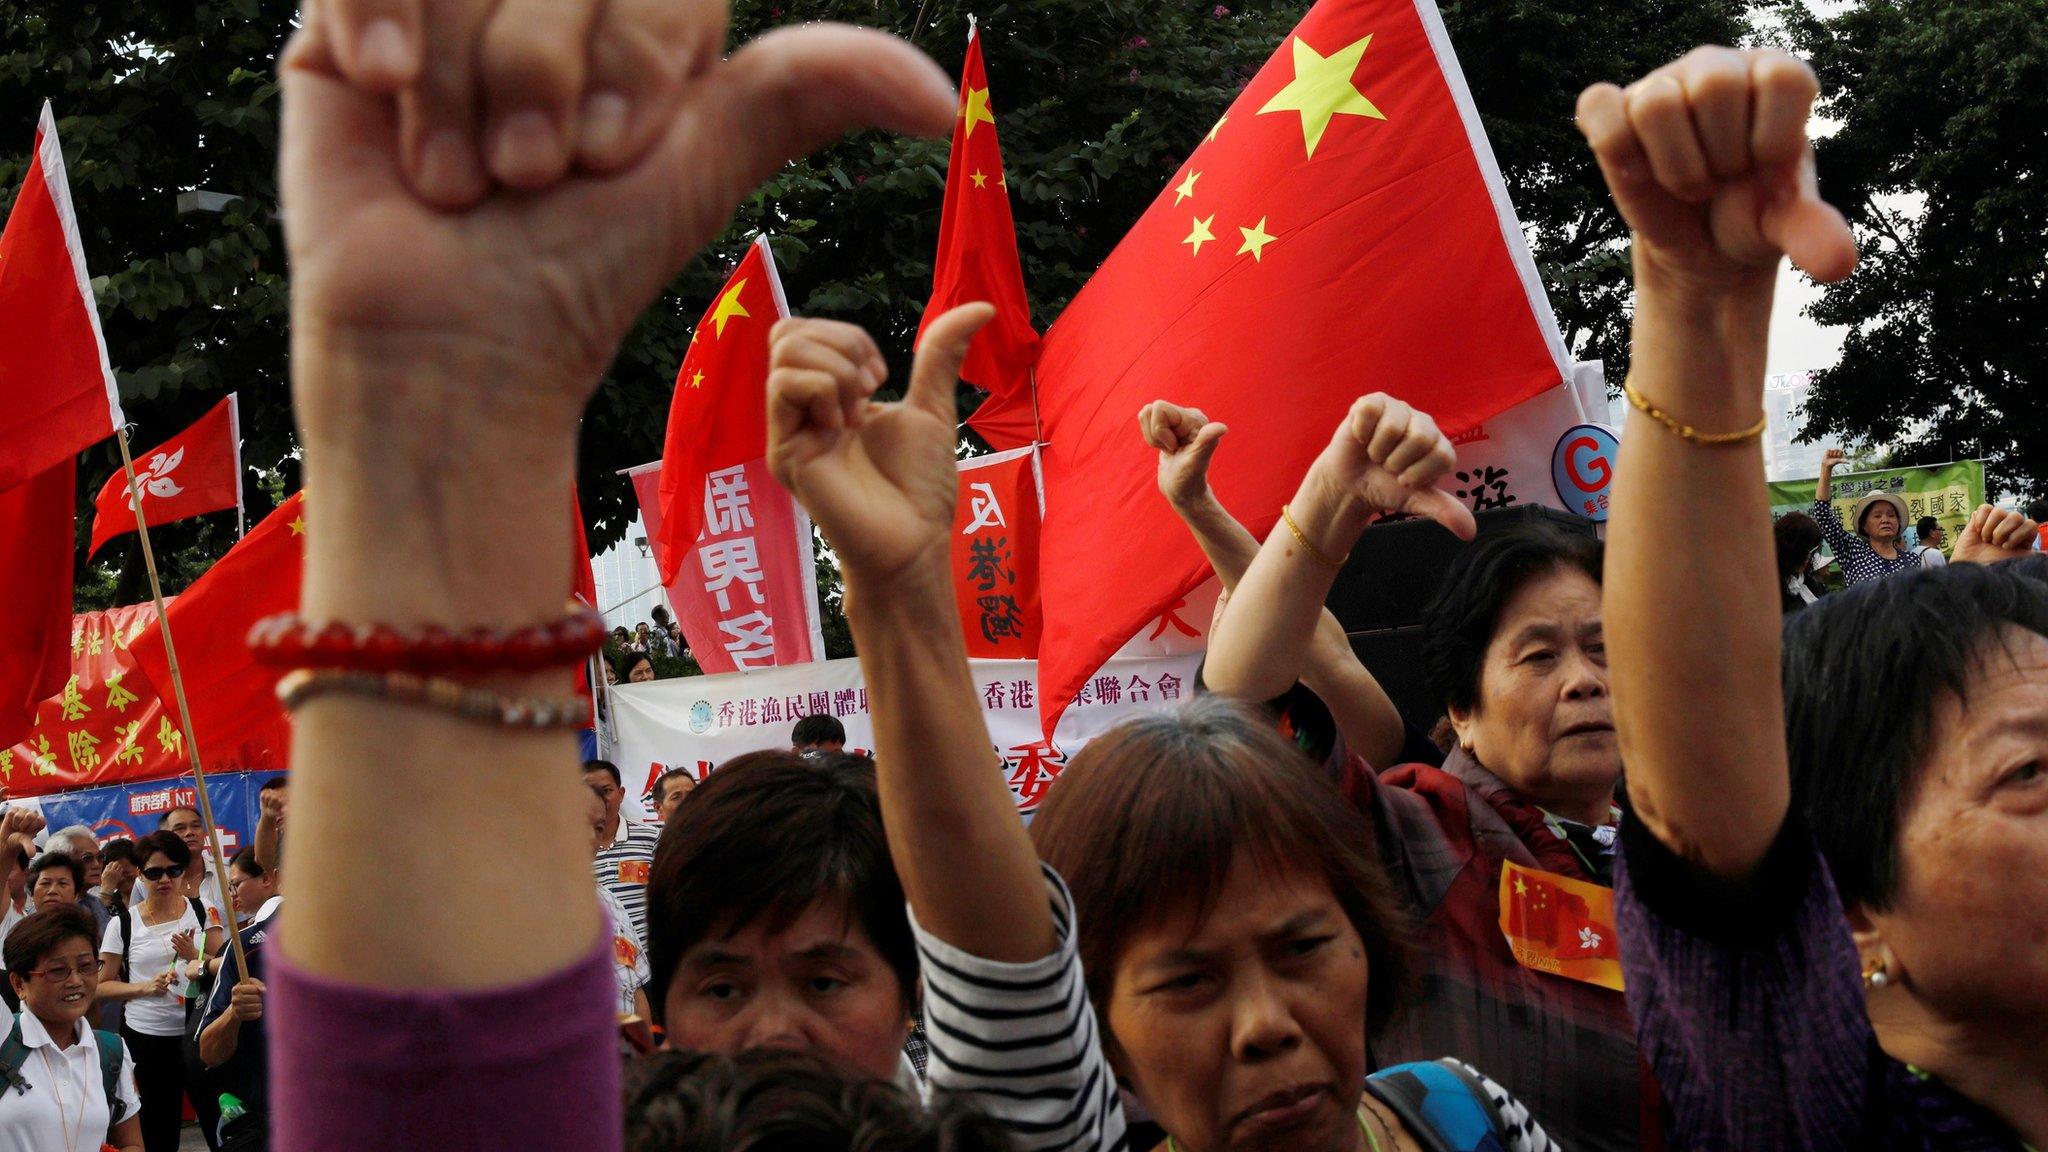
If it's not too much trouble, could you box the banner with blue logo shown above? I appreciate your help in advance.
[32,771,283,856]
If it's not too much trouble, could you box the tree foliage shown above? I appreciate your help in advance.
[5,0,1757,618]
[1787,0,2047,498]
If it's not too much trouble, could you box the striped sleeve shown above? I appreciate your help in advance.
[910,864,1128,1152]
[1444,1060,1562,1152]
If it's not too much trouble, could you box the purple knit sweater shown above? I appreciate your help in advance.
[269,937,621,1151]
[1615,813,2026,1151]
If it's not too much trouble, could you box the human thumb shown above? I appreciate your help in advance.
[1762,153,1858,285]
[1408,486,1478,542]
[1186,421,1229,465]
[907,303,996,422]
[690,24,954,236]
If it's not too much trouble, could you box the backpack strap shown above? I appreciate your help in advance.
[1363,1059,1512,1152]
[117,900,133,983]
[93,1029,124,1120]
[0,1017,28,1097]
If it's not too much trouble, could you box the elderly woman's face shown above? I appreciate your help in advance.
[1106,860,1369,1152]
[1449,567,1620,812]
[1862,502,1901,541]
[1866,627,2048,1040]
[629,659,656,684]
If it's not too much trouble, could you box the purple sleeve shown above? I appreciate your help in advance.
[1615,814,1874,1152]
[269,934,621,1152]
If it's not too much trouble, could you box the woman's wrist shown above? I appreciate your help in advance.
[1291,458,1375,559]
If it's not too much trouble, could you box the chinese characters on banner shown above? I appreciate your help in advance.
[4,605,287,797]
[951,446,1042,658]
[608,652,1200,819]
[1766,460,1987,559]
[626,459,824,675]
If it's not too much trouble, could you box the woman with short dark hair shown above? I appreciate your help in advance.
[95,831,204,1152]
[1776,510,1828,612]
[27,852,86,910]
[647,751,918,1087]
[766,309,1560,1152]
[0,905,144,1151]
[1594,44,2047,1150]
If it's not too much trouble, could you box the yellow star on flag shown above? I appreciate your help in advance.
[1237,216,1277,261]
[972,169,989,189]
[1182,215,1217,257]
[688,370,706,389]
[961,86,996,139]
[1173,170,1202,205]
[1513,875,1528,896]
[1257,34,1386,158]
[709,279,751,337]
[289,516,306,536]
[1205,114,1228,144]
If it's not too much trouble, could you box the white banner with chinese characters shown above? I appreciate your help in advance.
[608,652,1203,819]
[1435,361,1605,516]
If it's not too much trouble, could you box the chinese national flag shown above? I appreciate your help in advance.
[0,461,77,748]
[0,103,124,490]
[920,22,1041,448]
[1498,860,1623,991]
[86,394,244,557]
[951,447,1042,658]
[1020,0,1570,732]
[129,492,305,768]
[655,235,788,584]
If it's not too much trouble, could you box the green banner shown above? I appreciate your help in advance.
[1768,460,1987,556]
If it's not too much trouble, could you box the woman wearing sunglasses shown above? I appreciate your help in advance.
[0,905,143,1152]
[95,831,205,1152]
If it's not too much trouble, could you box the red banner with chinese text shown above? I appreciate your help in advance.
[3,604,288,797]
[951,447,1042,658]
[627,460,823,675]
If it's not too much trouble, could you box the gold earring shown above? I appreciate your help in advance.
[1861,957,1890,991]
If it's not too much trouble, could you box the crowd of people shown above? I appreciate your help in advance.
[5,6,2046,1152]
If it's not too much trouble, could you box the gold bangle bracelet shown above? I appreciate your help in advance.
[1280,504,1348,569]
[1623,380,1768,445]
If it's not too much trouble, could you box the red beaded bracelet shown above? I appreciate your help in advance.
[247,608,606,674]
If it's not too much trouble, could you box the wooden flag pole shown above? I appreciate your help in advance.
[115,425,251,980]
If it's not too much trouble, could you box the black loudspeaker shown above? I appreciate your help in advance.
[1323,504,1596,634]
[1346,626,1439,732]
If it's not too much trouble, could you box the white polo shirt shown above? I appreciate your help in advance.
[0,1010,140,1152]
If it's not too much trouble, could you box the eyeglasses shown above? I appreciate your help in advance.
[140,864,186,881]
[30,960,98,983]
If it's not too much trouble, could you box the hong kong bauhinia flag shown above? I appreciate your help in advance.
[87,394,244,557]
[1017,0,1573,731]
[649,236,824,674]
[0,102,124,488]
[919,21,1041,449]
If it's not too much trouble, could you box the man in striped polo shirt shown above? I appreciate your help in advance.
[584,760,660,940]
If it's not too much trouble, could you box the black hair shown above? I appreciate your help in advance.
[651,605,673,625]
[647,751,914,1023]
[3,906,98,978]
[259,777,288,793]
[583,760,623,788]
[619,653,656,680]
[2026,498,2048,523]
[626,1049,1013,1152]
[159,806,202,829]
[136,830,192,869]
[1420,523,1604,717]
[230,847,268,880]
[790,714,846,749]
[27,852,83,893]
[1915,515,1942,539]
[651,767,696,808]
[99,838,138,868]
[1784,563,2048,909]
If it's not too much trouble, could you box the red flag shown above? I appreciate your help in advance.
[0,461,77,748]
[951,447,1042,658]
[570,484,597,611]
[629,459,823,674]
[129,493,304,768]
[921,22,1041,447]
[655,235,787,583]
[1499,860,1623,991]
[0,103,123,490]
[1022,0,1571,732]
[86,394,243,557]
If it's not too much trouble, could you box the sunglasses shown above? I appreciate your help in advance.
[140,864,187,881]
